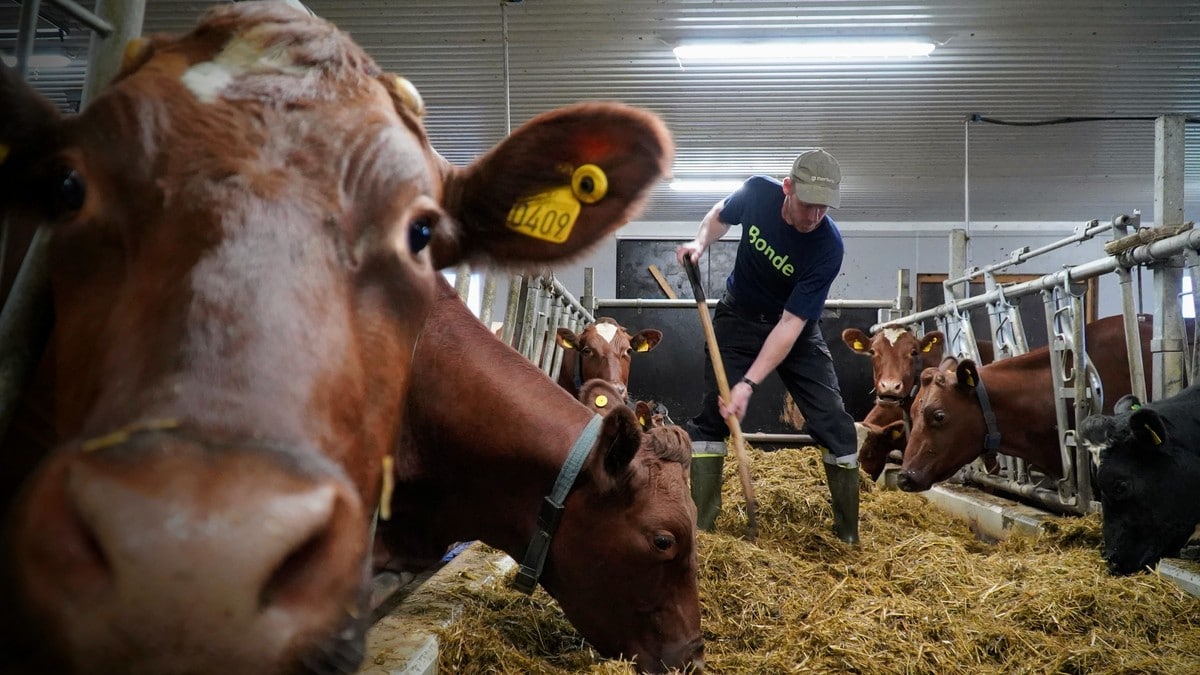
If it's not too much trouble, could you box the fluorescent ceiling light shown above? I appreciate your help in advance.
[673,39,935,62]
[669,179,746,193]
[1,53,73,69]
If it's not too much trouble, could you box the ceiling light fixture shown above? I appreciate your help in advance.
[1,53,73,69]
[673,39,935,62]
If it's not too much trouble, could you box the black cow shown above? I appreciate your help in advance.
[1079,384,1200,575]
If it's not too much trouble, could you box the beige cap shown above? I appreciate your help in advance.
[789,148,842,209]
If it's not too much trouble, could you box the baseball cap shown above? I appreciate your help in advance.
[789,148,841,209]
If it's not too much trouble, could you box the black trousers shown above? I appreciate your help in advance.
[687,300,858,462]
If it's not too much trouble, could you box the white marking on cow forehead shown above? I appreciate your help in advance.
[882,327,907,346]
[182,29,311,103]
[595,323,619,343]
[1082,437,1108,469]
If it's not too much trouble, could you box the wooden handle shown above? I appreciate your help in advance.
[648,265,678,299]
[681,257,758,540]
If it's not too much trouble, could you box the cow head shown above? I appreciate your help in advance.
[1079,393,1200,575]
[0,4,672,674]
[896,361,986,492]
[548,409,701,672]
[557,317,662,397]
[843,327,943,404]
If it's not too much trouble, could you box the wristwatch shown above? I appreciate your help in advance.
[739,376,758,393]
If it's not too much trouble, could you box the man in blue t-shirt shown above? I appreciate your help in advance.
[675,148,859,544]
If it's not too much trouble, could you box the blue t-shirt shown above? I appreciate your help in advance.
[719,175,843,321]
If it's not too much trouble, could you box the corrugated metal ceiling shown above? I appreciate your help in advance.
[5,0,1199,225]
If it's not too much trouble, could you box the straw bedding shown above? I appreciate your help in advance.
[434,447,1200,673]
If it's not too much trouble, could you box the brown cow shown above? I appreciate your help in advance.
[0,4,672,674]
[843,326,995,481]
[556,316,662,398]
[379,281,703,673]
[897,315,1153,492]
[579,377,628,416]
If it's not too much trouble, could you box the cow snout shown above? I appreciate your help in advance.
[9,436,369,673]
[876,378,904,398]
[663,637,705,673]
[896,470,929,492]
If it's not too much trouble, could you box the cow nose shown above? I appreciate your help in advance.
[877,378,904,397]
[896,471,921,492]
[12,441,368,670]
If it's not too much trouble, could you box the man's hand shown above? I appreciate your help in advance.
[675,240,705,266]
[719,381,753,423]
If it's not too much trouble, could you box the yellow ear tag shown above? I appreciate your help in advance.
[636,343,650,353]
[923,336,938,352]
[379,455,394,521]
[595,394,608,408]
[966,373,975,387]
[1144,424,1163,445]
[891,429,903,440]
[571,163,608,204]
[853,340,864,351]
[639,416,646,426]
[506,185,580,244]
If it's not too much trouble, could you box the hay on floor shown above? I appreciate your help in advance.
[432,447,1200,674]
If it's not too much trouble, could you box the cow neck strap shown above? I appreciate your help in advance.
[972,374,1003,455]
[513,413,604,594]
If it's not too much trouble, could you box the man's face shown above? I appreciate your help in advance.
[781,178,829,232]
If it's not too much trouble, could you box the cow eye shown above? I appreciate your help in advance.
[652,533,675,551]
[408,216,432,254]
[931,410,946,425]
[1109,479,1130,500]
[59,170,87,211]
[581,346,594,356]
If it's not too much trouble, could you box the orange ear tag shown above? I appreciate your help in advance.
[595,394,609,408]
[505,164,607,244]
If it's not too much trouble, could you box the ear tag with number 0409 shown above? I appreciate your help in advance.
[505,164,608,244]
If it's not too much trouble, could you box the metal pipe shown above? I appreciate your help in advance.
[740,432,814,445]
[598,297,894,311]
[501,274,522,346]
[46,0,114,38]
[871,227,1200,333]
[943,217,1124,288]
[0,228,54,440]
[15,0,41,78]
[80,0,145,108]
[479,272,498,328]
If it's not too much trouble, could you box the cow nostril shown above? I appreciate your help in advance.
[260,522,335,610]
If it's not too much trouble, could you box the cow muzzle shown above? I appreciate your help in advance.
[6,427,371,674]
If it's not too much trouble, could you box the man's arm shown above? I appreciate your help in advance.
[720,311,808,421]
[675,199,731,265]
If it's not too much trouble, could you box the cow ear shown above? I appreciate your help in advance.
[919,331,944,355]
[0,64,64,213]
[556,327,579,351]
[433,102,672,269]
[880,420,907,448]
[634,400,653,429]
[630,329,662,353]
[954,360,979,390]
[1078,414,1114,445]
[1114,394,1142,414]
[842,329,870,354]
[598,406,643,477]
[1129,408,1168,447]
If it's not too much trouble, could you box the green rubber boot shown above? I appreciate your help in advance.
[690,441,727,531]
[823,461,861,545]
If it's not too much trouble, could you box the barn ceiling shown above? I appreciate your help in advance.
[5,0,1200,225]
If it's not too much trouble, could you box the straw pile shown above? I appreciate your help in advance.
[434,447,1200,673]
